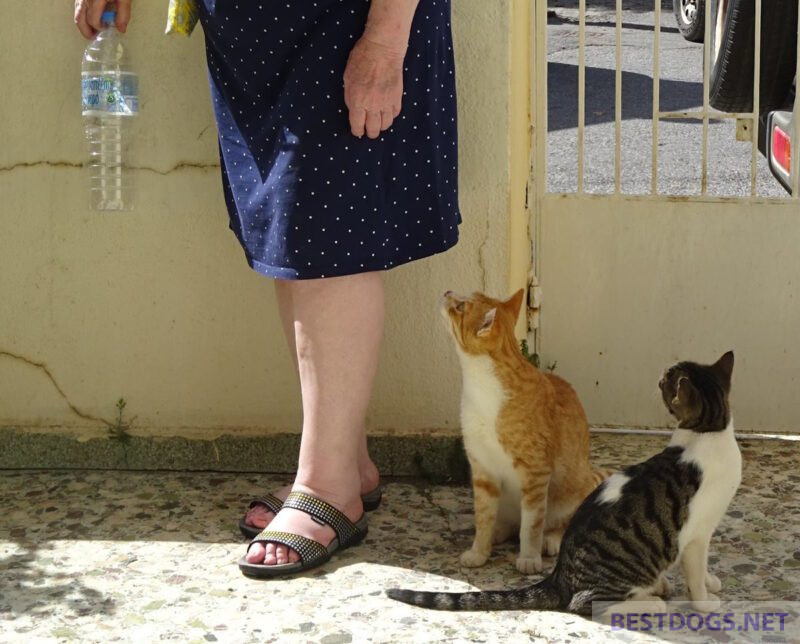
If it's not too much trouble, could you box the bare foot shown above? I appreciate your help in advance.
[245,484,364,565]
[242,459,380,532]
[243,484,292,531]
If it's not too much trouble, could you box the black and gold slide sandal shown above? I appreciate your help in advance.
[238,493,284,539]
[238,485,382,540]
[238,491,369,579]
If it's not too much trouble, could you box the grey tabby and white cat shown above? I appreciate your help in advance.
[387,352,741,615]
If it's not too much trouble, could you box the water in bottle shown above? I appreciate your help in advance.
[81,7,139,211]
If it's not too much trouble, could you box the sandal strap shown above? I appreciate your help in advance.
[248,493,283,515]
[250,529,327,564]
[282,491,361,544]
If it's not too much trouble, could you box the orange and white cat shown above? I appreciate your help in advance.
[442,289,610,574]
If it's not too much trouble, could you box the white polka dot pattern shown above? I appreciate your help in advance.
[196,0,461,280]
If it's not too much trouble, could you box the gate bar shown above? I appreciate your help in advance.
[615,0,622,193]
[659,110,760,120]
[751,0,762,196]
[578,0,586,193]
[651,0,661,194]
[795,0,800,197]
[701,0,712,195]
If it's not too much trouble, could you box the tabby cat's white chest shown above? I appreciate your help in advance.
[457,353,516,480]
[673,422,742,550]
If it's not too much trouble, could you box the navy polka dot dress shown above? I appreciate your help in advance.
[197,0,461,280]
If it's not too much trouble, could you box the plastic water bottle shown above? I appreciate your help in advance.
[81,7,139,211]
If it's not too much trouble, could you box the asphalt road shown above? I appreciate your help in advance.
[546,0,787,198]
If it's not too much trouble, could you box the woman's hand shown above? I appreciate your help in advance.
[74,0,132,39]
[343,37,406,139]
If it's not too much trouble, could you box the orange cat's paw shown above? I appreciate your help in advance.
[515,555,543,574]
[543,531,562,557]
[460,549,489,568]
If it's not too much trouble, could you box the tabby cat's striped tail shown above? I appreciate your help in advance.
[385,579,560,612]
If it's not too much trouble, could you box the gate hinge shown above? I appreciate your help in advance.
[527,274,542,331]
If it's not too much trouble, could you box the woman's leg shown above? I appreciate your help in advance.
[246,272,384,564]
[243,278,381,531]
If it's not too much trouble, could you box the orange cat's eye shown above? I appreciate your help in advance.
[456,302,466,312]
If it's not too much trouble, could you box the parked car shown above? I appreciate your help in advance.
[676,0,797,193]
[674,0,706,43]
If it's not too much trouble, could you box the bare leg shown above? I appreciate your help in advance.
[246,273,384,565]
[243,279,380,531]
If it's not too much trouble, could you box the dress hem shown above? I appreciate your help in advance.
[241,226,461,281]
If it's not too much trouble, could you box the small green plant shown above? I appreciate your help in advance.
[108,397,132,442]
[520,339,539,367]
[520,340,556,372]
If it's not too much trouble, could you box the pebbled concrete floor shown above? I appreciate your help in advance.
[1,433,798,643]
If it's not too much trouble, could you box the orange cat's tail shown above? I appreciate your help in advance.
[591,467,614,487]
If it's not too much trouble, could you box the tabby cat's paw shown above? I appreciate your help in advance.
[653,574,672,597]
[459,549,488,568]
[691,594,721,613]
[515,555,543,574]
[705,573,722,593]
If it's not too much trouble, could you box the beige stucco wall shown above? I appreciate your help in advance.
[536,196,800,432]
[0,2,524,439]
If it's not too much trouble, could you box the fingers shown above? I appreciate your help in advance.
[349,106,367,138]
[380,110,394,133]
[74,1,96,39]
[347,107,397,139]
[365,110,382,139]
[116,0,132,33]
[87,0,109,32]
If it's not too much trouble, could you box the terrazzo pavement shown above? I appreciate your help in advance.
[1,433,798,643]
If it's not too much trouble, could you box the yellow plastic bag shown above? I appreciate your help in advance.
[165,0,199,36]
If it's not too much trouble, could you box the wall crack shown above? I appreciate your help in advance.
[0,349,112,428]
[0,160,219,174]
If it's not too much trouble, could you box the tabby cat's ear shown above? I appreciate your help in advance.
[712,350,735,384]
[476,308,497,337]
[674,376,697,407]
[504,289,525,319]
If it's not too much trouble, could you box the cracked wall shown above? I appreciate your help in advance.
[0,2,520,439]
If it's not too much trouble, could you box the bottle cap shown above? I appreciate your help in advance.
[101,9,117,26]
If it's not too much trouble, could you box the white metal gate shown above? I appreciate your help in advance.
[529,0,800,431]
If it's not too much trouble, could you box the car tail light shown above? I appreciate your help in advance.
[772,125,791,175]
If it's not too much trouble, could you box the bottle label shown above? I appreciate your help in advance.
[82,71,139,116]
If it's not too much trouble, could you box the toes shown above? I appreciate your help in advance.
[274,545,289,565]
[245,542,266,564]
[245,505,274,528]
[245,541,301,567]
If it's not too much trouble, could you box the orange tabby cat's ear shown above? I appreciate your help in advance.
[504,289,526,319]
[476,308,497,337]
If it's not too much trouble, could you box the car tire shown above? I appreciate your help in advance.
[710,0,798,113]
[674,0,706,43]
